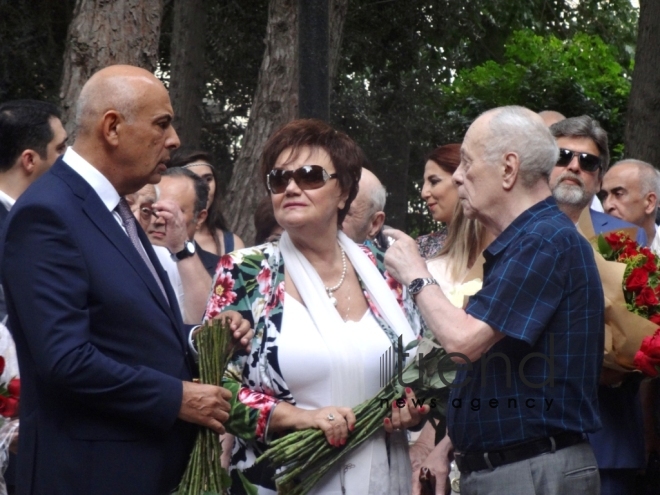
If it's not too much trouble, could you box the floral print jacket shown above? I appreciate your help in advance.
[206,240,424,443]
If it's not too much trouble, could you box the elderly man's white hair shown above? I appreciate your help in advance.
[482,106,559,189]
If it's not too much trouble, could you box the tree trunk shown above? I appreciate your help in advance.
[59,0,164,135]
[328,0,348,84]
[223,0,348,244]
[169,0,206,148]
[625,0,660,167]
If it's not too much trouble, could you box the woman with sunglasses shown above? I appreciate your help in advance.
[169,148,245,275]
[205,119,427,494]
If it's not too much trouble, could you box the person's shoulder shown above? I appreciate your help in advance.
[226,241,280,267]
[523,202,578,241]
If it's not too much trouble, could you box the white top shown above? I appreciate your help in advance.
[652,226,660,256]
[591,195,604,213]
[0,190,15,212]
[276,296,393,495]
[426,255,467,293]
[153,246,185,314]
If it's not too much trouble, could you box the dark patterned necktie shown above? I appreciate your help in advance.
[115,197,168,303]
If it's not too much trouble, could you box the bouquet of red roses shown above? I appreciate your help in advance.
[596,231,660,376]
[0,357,19,419]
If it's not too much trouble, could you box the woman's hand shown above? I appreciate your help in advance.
[384,387,430,432]
[268,402,356,446]
[298,406,357,447]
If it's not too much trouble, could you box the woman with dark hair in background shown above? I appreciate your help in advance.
[169,148,245,259]
[416,144,461,259]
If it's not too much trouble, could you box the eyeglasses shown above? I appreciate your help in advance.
[139,206,159,221]
[556,148,602,172]
[266,165,338,194]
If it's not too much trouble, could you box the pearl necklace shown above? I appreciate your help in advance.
[325,248,347,306]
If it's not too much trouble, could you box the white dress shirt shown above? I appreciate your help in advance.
[0,189,15,212]
[651,226,660,256]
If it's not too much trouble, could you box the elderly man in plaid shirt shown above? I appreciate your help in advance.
[385,106,603,495]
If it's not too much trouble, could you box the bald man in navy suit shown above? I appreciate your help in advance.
[0,66,251,495]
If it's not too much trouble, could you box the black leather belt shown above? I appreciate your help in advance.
[454,432,586,474]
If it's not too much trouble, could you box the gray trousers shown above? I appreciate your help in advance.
[460,441,600,495]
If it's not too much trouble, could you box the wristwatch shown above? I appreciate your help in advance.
[408,277,439,296]
[171,240,196,262]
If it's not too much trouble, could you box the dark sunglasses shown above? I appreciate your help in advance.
[267,165,338,194]
[556,148,601,172]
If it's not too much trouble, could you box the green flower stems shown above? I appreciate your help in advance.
[177,319,234,495]
[258,342,452,495]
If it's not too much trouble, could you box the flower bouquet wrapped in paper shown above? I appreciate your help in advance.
[576,207,660,375]
[0,330,20,495]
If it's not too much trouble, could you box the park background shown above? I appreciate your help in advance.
[1,0,656,243]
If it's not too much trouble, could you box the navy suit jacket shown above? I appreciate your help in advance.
[0,158,197,494]
[590,208,648,246]
[588,208,647,470]
[0,202,9,322]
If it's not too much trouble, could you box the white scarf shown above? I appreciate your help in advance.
[279,231,413,495]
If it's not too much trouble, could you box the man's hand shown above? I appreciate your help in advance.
[215,310,253,353]
[178,381,232,434]
[411,434,453,495]
[151,199,188,253]
[383,228,431,286]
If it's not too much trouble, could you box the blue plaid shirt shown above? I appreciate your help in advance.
[447,197,603,452]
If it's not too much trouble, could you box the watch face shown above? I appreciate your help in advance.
[184,241,195,255]
[409,278,424,294]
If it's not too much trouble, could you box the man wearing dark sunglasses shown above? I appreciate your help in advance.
[548,115,647,246]
[549,115,647,495]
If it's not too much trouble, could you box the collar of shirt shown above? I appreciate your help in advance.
[484,196,557,259]
[651,226,660,256]
[62,147,121,214]
[0,189,15,212]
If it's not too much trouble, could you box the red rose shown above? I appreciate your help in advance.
[0,357,5,377]
[626,267,649,292]
[636,286,660,307]
[644,258,658,273]
[0,397,18,418]
[634,351,659,377]
[650,314,660,326]
[605,232,626,251]
[7,378,20,398]
[619,244,640,260]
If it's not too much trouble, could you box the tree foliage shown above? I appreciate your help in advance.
[0,0,75,103]
[331,0,638,236]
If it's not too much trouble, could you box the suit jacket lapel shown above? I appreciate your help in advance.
[52,160,183,333]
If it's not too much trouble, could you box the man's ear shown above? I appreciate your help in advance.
[194,209,208,231]
[502,152,520,191]
[102,110,122,147]
[19,149,39,175]
[368,211,386,239]
[645,192,658,215]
